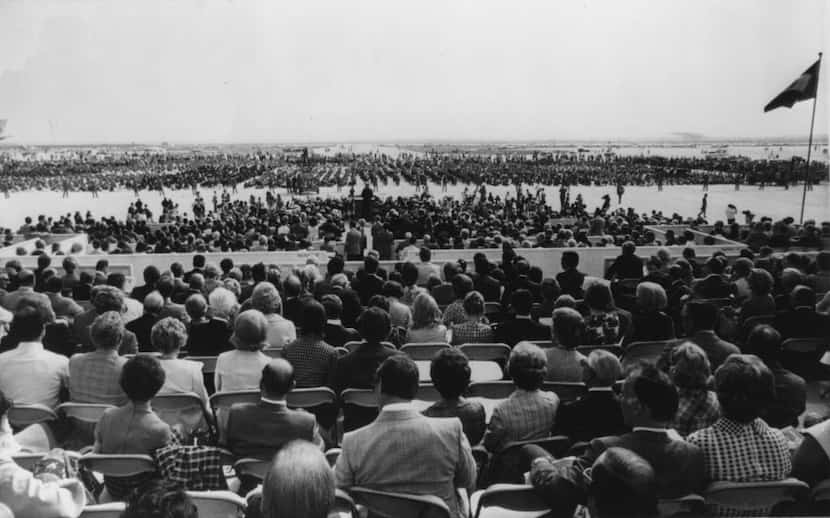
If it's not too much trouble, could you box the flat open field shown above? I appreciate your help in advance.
[1,181,828,231]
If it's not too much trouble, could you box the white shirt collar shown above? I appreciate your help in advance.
[17,341,44,353]
[327,319,342,325]
[261,397,287,406]
[381,401,412,411]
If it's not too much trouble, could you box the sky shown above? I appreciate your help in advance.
[0,0,827,144]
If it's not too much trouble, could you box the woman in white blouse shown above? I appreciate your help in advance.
[214,310,271,392]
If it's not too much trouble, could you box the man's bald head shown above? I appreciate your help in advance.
[261,359,295,398]
[143,291,164,315]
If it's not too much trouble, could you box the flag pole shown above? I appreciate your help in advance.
[800,51,822,224]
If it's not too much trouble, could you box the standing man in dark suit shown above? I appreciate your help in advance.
[604,241,644,281]
[496,289,550,347]
[226,359,323,459]
[183,254,206,284]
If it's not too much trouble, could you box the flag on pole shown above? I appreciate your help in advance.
[764,59,821,112]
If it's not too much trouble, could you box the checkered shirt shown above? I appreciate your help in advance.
[672,388,721,437]
[483,389,560,453]
[450,321,494,346]
[442,301,467,326]
[155,443,228,491]
[687,417,791,483]
[282,336,339,388]
[68,351,127,406]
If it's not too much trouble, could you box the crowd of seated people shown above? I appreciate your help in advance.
[0,240,829,517]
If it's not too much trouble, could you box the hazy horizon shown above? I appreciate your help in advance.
[1,0,828,144]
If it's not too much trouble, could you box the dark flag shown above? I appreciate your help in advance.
[764,59,821,112]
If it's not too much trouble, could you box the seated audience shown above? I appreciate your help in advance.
[157,275,190,324]
[320,294,360,348]
[282,298,338,388]
[484,342,559,453]
[382,280,412,329]
[587,448,659,518]
[496,289,550,346]
[774,285,830,340]
[335,355,475,518]
[581,280,630,345]
[129,265,161,303]
[154,317,209,408]
[666,342,720,437]
[605,241,644,281]
[0,306,68,408]
[626,282,675,345]
[530,363,705,501]
[184,293,231,356]
[405,293,448,343]
[250,282,296,350]
[792,414,830,487]
[1,269,51,313]
[739,268,777,322]
[68,311,128,405]
[442,274,474,327]
[44,276,83,321]
[333,307,398,394]
[687,354,791,483]
[746,325,806,428]
[450,291,494,345]
[556,350,626,442]
[72,286,138,354]
[692,256,733,299]
[545,307,588,382]
[126,291,164,351]
[423,348,486,445]
[94,355,174,500]
[227,359,323,459]
[215,309,272,392]
[676,301,739,371]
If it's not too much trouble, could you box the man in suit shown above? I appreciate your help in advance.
[496,289,550,347]
[321,294,360,348]
[773,285,830,340]
[673,301,739,371]
[126,291,163,352]
[226,359,323,459]
[44,276,83,321]
[352,255,384,306]
[335,355,476,518]
[692,256,734,299]
[130,265,161,302]
[529,364,705,503]
[183,254,206,284]
[156,276,189,325]
[71,286,139,355]
[1,270,52,314]
[604,241,644,281]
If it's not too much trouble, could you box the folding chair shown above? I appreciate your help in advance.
[702,478,809,515]
[79,454,157,478]
[657,494,705,517]
[782,337,826,353]
[811,478,830,514]
[468,381,514,399]
[233,458,270,482]
[541,382,587,403]
[345,341,397,353]
[484,302,503,322]
[576,344,623,358]
[287,387,338,431]
[348,487,451,518]
[621,341,670,370]
[336,346,349,357]
[486,436,571,486]
[57,403,114,424]
[401,343,451,361]
[187,356,218,375]
[188,490,247,518]
[7,404,58,430]
[412,383,442,412]
[528,340,553,349]
[460,343,510,360]
[471,484,552,518]
[209,390,259,443]
[152,392,214,442]
[334,488,359,517]
[325,448,342,467]
[341,388,379,432]
[11,451,80,472]
[79,503,126,518]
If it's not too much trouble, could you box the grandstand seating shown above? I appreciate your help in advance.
[621,340,671,370]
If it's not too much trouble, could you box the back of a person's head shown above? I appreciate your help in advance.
[561,250,580,269]
[541,278,561,302]
[193,254,206,268]
[185,293,207,319]
[625,363,678,423]
[188,273,205,290]
[143,265,162,284]
[401,261,419,287]
[357,306,391,344]
[262,440,335,518]
[11,305,45,342]
[411,292,440,328]
[584,350,621,388]
[621,241,636,256]
[93,285,125,314]
[552,307,584,349]
[684,300,717,331]
[363,254,379,274]
[251,282,281,315]
[430,348,471,400]
[668,342,711,390]
[284,275,302,297]
[143,291,164,314]
[107,272,127,291]
[635,282,667,313]
[382,280,404,299]
[705,256,725,275]
[508,342,547,391]
[122,480,197,518]
[320,294,343,320]
[377,354,418,400]
[790,284,816,308]
[747,268,774,296]
[261,359,295,398]
[121,355,166,403]
[419,246,431,262]
[747,325,782,365]
[62,256,78,273]
[584,280,615,311]
[17,269,35,287]
[510,288,533,316]
[451,273,474,299]
[589,447,658,518]
[91,311,125,350]
[462,290,485,318]
[45,275,63,294]
[715,354,775,424]
[298,299,326,337]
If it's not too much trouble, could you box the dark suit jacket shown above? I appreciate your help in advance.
[761,365,806,429]
[226,400,317,459]
[474,274,502,303]
[324,322,361,348]
[130,284,155,303]
[554,390,628,442]
[605,254,643,280]
[495,317,549,347]
[126,313,160,352]
[73,309,139,354]
[773,308,830,340]
[557,270,586,299]
[353,273,384,306]
[692,274,734,299]
[186,318,232,356]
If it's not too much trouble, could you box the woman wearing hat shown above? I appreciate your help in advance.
[214,310,272,392]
